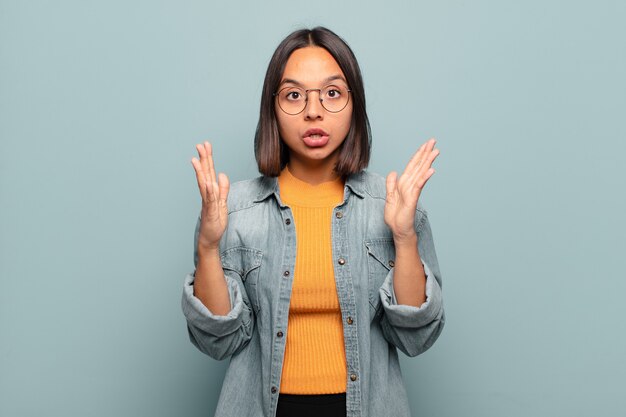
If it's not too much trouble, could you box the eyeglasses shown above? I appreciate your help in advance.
[273,85,352,115]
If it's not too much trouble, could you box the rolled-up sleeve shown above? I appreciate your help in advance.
[180,217,255,361]
[379,260,443,328]
[377,210,445,357]
[181,271,255,360]
[182,271,251,336]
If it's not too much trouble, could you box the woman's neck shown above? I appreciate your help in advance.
[286,157,341,185]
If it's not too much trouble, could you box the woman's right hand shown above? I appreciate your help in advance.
[191,141,230,252]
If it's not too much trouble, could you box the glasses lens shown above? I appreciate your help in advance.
[320,85,350,113]
[277,87,306,115]
[276,85,351,114]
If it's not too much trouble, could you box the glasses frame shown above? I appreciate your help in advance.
[273,85,352,115]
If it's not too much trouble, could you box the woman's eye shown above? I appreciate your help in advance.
[286,91,301,100]
[326,89,341,99]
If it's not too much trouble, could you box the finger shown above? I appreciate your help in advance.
[415,146,440,177]
[425,147,440,169]
[416,138,436,169]
[416,167,436,189]
[205,178,218,203]
[197,142,210,180]
[205,142,217,185]
[386,171,398,203]
[191,157,207,200]
[402,138,436,182]
[403,142,427,176]
[408,141,439,186]
[218,173,230,207]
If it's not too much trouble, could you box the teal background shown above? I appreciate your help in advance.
[1,1,625,416]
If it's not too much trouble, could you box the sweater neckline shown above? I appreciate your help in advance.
[278,166,345,207]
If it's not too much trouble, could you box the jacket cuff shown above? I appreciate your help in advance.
[379,260,443,328]
[181,272,247,337]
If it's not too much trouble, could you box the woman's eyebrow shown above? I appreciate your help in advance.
[279,74,346,87]
[325,74,346,83]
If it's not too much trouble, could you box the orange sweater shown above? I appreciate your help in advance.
[277,167,347,394]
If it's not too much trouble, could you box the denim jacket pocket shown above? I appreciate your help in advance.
[220,246,263,315]
[365,238,396,319]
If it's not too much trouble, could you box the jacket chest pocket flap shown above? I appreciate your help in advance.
[220,247,263,314]
[365,238,396,316]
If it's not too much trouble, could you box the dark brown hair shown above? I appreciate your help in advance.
[254,27,371,176]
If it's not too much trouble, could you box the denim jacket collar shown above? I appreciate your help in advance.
[252,170,367,204]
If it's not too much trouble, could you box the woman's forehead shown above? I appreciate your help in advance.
[280,46,346,86]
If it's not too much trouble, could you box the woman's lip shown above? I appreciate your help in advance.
[303,128,329,137]
[302,135,330,147]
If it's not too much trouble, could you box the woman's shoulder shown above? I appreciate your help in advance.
[350,170,426,213]
[226,175,276,213]
[347,170,391,200]
[355,170,387,198]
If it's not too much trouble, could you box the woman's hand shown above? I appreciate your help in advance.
[384,138,439,244]
[191,141,230,252]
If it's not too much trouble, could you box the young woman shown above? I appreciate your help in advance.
[182,27,444,417]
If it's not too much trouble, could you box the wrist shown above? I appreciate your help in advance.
[197,244,220,260]
[393,231,418,248]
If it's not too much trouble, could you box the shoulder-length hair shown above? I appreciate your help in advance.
[254,26,371,177]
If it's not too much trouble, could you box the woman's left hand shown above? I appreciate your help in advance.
[384,138,440,243]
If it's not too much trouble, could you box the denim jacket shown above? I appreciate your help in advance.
[181,170,445,417]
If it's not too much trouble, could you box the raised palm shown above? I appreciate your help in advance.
[384,138,439,242]
[191,142,230,251]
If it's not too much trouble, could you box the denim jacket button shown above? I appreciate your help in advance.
[335,211,343,219]
[350,374,358,381]
[347,316,353,325]
[271,386,277,394]
[277,331,283,338]
[285,218,291,225]
[388,260,395,267]
[338,258,346,265]
[283,270,290,277]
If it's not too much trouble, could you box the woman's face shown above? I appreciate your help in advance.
[275,46,353,170]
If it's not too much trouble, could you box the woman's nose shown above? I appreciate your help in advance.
[304,91,324,120]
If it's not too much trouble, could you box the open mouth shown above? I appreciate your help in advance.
[302,133,330,147]
[302,128,330,147]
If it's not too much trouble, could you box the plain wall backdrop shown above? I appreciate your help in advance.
[1,1,625,416]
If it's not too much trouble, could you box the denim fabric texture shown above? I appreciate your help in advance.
[181,170,445,417]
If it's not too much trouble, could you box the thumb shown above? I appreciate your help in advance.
[217,173,230,206]
[386,171,397,202]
